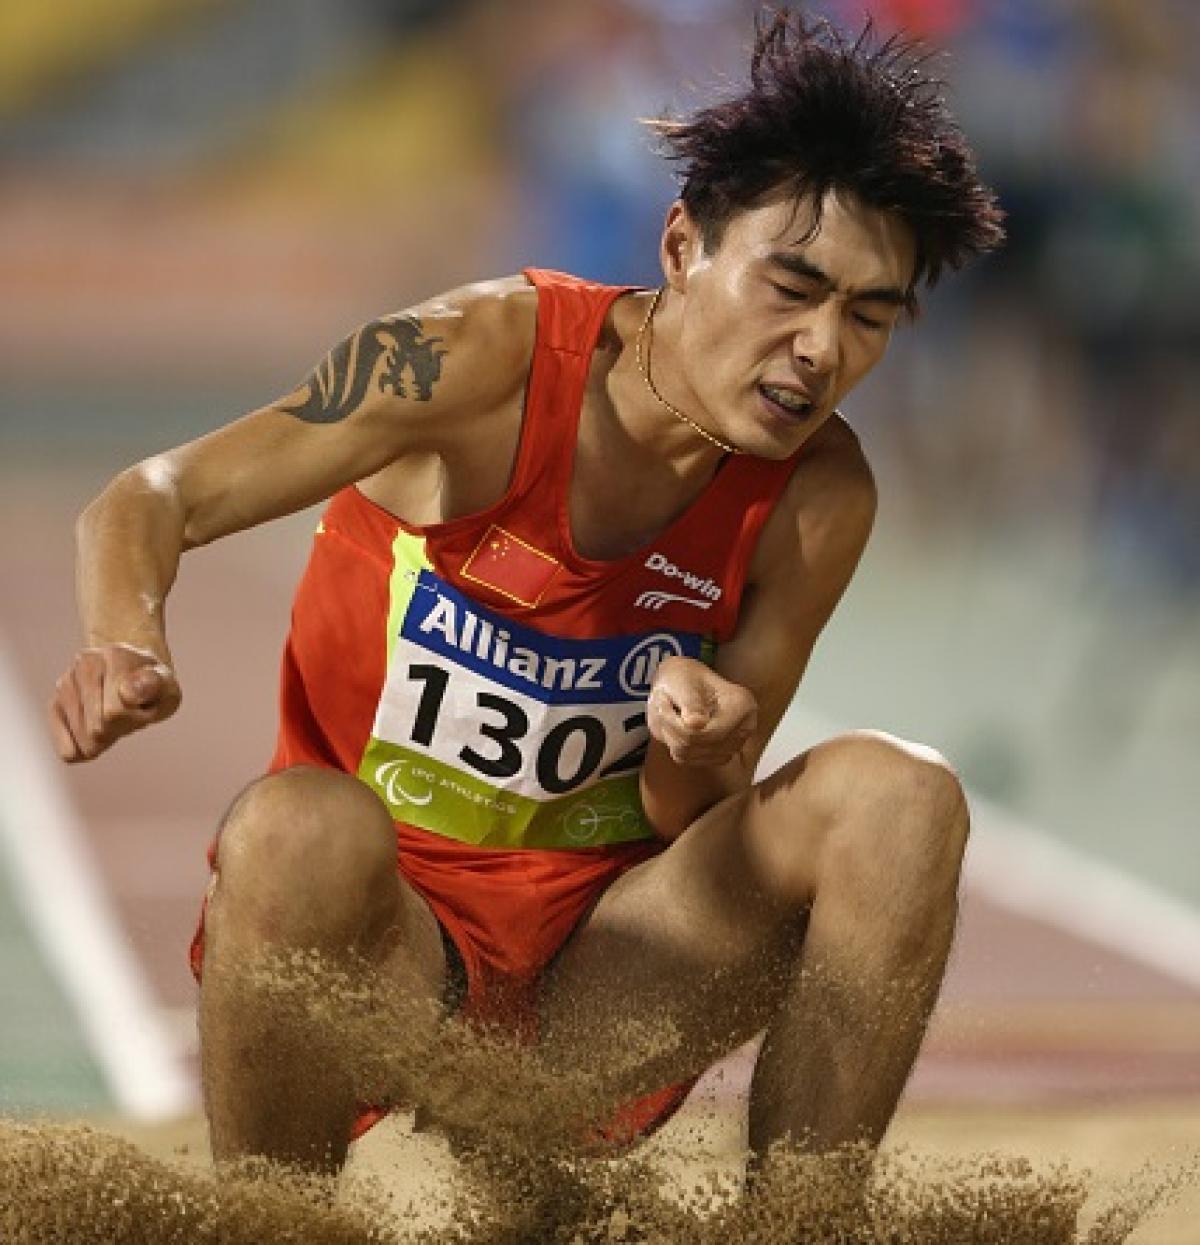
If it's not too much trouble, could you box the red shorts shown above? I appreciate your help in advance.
[189,819,696,1146]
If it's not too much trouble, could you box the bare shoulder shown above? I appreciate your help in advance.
[751,414,878,589]
[409,273,538,401]
[275,273,538,431]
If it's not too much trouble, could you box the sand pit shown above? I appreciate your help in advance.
[3,1100,1198,1243]
[5,949,1197,1243]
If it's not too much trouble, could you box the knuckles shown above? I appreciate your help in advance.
[648,667,758,767]
[48,646,180,763]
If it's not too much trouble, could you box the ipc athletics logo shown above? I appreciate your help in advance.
[617,633,684,697]
[374,759,435,808]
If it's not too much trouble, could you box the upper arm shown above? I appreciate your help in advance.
[134,275,535,548]
[715,421,877,770]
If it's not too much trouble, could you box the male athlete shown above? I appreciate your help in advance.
[49,13,1003,1173]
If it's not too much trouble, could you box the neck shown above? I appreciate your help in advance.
[602,294,719,473]
[626,287,735,465]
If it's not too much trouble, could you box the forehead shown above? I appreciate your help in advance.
[719,190,917,293]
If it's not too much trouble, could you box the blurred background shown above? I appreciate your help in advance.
[0,0,1196,1122]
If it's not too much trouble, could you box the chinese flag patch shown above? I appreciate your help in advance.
[460,525,561,608]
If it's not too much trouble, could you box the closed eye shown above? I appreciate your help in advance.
[771,281,815,303]
[853,311,886,330]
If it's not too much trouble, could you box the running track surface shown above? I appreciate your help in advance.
[2,471,1198,1117]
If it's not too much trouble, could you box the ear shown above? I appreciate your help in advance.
[659,200,701,293]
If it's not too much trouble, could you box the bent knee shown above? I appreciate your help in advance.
[826,731,968,876]
[214,767,397,914]
[756,731,969,895]
[796,727,965,826]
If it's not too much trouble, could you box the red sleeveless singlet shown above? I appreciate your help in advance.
[270,269,799,847]
[194,269,803,1142]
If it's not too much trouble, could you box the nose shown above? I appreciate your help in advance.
[791,301,840,380]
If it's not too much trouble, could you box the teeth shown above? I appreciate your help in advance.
[763,384,811,413]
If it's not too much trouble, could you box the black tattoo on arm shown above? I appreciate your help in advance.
[278,315,448,424]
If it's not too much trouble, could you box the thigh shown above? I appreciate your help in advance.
[538,769,816,1092]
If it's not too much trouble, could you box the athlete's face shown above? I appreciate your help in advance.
[661,189,916,458]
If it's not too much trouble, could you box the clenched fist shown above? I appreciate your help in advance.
[48,643,181,763]
[647,655,758,768]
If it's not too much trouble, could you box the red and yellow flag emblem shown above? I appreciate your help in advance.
[460,525,560,608]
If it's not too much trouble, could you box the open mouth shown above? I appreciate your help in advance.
[759,382,816,420]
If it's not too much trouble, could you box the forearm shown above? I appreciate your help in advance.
[75,460,187,664]
[639,739,749,841]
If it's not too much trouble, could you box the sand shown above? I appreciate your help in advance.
[4,1103,1198,1243]
[3,949,1197,1244]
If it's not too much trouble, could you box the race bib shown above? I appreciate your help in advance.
[357,545,708,849]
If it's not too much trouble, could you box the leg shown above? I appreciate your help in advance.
[199,766,446,1173]
[746,733,968,1153]
[538,730,969,1156]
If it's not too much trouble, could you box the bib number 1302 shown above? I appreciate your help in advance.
[406,664,644,794]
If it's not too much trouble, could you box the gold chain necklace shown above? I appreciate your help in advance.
[635,287,739,456]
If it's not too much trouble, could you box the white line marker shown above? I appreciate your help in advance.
[964,794,1200,991]
[0,636,195,1119]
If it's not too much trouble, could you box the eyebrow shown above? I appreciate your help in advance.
[766,252,909,306]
